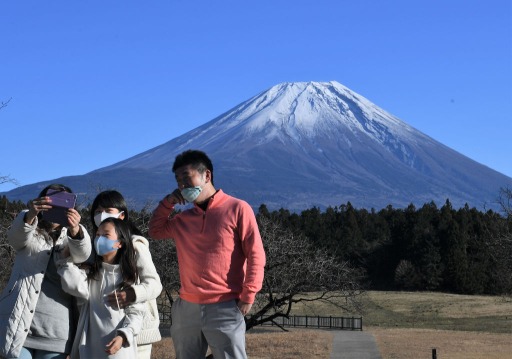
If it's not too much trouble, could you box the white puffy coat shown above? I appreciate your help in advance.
[58,261,145,359]
[0,210,91,358]
[131,235,162,346]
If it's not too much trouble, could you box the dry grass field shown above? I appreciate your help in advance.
[370,327,512,359]
[152,328,333,359]
[152,291,512,358]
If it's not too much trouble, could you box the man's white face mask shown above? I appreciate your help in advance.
[181,186,202,203]
[180,172,206,203]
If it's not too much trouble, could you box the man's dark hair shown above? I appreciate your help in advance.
[172,149,214,185]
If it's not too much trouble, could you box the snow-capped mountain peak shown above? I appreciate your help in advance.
[205,81,422,149]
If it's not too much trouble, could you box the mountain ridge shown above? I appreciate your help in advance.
[2,81,511,212]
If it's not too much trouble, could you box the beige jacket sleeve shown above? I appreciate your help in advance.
[131,235,163,303]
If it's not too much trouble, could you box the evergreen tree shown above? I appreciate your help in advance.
[408,202,443,290]
[439,200,467,292]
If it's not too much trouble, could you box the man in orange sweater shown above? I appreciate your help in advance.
[149,149,266,359]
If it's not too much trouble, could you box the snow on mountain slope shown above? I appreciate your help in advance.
[102,81,432,171]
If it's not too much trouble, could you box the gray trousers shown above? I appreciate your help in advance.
[170,298,247,359]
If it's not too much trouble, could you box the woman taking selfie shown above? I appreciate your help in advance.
[0,184,92,359]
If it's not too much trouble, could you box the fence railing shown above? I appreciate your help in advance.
[157,297,362,331]
[157,296,172,324]
[250,315,363,331]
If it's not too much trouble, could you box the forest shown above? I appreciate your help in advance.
[1,193,511,301]
[258,198,512,295]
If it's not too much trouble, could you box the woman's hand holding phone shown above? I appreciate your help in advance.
[42,191,77,227]
[25,196,52,224]
[66,208,81,237]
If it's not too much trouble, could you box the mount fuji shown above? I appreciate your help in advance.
[3,81,511,211]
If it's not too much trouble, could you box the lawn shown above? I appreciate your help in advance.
[152,291,512,358]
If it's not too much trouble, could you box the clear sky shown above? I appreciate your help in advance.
[1,0,511,192]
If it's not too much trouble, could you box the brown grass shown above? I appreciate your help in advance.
[369,327,512,359]
[361,291,512,333]
[364,291,512,318]
[152,291,512,358]
[152,328,333,359]
[152,328,512,359]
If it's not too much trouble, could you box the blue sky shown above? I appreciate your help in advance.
[1,1,511,192]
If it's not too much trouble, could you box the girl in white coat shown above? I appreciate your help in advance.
[90,190,162,359]
[58,218,144,358]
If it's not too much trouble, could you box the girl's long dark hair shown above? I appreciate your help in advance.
[88,217,138,288]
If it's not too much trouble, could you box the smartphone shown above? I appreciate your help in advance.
[42,190,77,226]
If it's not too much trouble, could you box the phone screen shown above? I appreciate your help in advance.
[42,190,77,226]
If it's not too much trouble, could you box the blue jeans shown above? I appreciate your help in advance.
[17,348,67,359]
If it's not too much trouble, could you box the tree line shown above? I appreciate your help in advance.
[1,193,511,328]
[257,197,512,295]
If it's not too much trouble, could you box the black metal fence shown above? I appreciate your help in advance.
[157,297,363,331]
[251,315,363,331]
[157,296,172,324]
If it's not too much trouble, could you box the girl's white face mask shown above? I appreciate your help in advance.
[94,211,124,227]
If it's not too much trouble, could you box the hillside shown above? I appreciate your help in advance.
[3,81,511,211]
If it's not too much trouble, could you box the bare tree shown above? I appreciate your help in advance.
[143,209,180,325]
[149,239,180,301]
[139,210,364,331]
[0,175,18,186]
[0,98,18,188]
[0,97,11,111]
[498,187,512,218]
[492,187,512,295]
[0,200,24,289]
[133,204,180,306]
[0,96,18,285]
[246,216,364,331]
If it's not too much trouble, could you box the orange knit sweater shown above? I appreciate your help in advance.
[149,190,266,304]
